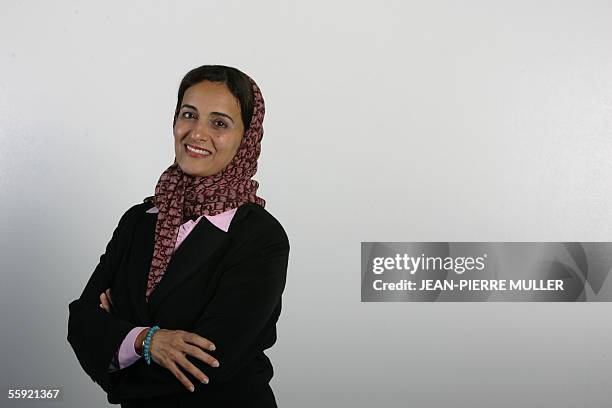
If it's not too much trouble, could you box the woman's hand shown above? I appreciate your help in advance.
[148,329,220,392]
[98,288,218,391]
[99,288,113,313]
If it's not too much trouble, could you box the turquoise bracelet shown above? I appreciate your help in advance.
[143,325,160,365]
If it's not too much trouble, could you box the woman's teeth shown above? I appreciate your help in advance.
[186,145,211,155]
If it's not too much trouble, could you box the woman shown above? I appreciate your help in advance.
[67,65,290,408]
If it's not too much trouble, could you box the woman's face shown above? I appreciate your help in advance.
[174,81,245,177]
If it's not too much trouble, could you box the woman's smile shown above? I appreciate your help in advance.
[185,143,213,158]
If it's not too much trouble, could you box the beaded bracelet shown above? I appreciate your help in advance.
[143,325,160,365]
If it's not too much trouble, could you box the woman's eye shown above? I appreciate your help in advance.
[182,111,196,119]
[213,120,227,128]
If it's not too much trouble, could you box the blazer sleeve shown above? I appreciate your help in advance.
[187,222,290,383]
[67,205,141,393]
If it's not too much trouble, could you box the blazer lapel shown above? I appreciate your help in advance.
[127,203,253,323]
[148,203,254,316]
[146,216,231,317]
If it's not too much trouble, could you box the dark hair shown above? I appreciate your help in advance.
[173,65,254,131]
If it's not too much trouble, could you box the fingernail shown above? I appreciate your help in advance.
[212,361,219,367]
[189,386,195,392]
[201,377,209,384]
[210,345,216,351]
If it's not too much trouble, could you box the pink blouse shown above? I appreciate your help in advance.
[108,206,237,371]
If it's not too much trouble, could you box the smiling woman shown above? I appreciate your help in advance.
[174,80,248,177]
[67,65,289,408]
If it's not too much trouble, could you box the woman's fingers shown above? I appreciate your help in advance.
[174,352,210,385]
[148,329,220,392]
[183,332,216,352]
[99,292,111,313]
[105,288,114,306]
[165,359,198,392]
[182,343,220,368]
[99,288,114,312]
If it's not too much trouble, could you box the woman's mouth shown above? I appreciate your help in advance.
[185,144,212,158]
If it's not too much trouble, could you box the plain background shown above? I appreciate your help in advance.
[1,1,611,407]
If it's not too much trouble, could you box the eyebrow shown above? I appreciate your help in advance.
[180,104,235,124]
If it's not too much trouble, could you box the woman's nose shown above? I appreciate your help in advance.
[192,121,210,141]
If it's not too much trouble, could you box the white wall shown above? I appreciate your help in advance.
[1,1,611,407]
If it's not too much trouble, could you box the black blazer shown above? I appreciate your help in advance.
[67,201,290,407]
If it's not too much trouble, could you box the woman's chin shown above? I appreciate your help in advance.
[178,161,202,176]
[177,162,208,177]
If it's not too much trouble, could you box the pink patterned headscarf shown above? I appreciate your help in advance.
[144,75,266,301]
